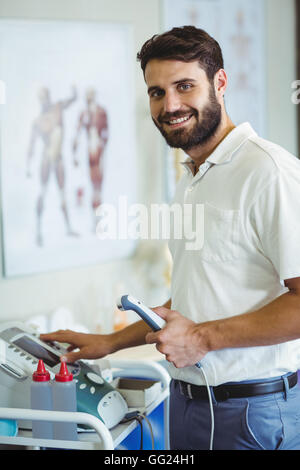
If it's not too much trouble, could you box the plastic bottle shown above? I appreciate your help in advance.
[52,361,77,441]
[30,359,53,439]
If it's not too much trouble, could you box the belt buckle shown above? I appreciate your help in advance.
[179,381,193,399]
[179,381,185,396]
[186,384,193,399]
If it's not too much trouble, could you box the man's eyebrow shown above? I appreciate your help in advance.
[147,85,161,95]
[147,78,197,95]
[173,78,197,85]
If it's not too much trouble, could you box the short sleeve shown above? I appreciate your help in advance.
[249,169,300,280]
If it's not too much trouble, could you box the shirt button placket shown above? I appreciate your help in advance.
[184,185,194,202]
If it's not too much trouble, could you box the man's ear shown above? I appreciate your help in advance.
[214,69,227,99]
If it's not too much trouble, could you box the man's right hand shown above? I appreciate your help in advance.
[39,329,114,363]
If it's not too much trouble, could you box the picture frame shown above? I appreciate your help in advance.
[162,0,267,201]
[0,19,137,277]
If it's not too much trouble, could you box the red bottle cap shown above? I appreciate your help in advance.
[32,359,50,382]
[55,361,73,382]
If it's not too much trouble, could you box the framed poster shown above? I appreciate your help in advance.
[162,0,267,200]
[0,19,137,277]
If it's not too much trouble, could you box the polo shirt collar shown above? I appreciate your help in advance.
[181,122,257,173]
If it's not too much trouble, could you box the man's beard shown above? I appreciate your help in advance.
[153,85,222,151]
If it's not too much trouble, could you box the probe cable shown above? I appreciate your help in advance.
[195,362,215,450]
[121,411,155,450]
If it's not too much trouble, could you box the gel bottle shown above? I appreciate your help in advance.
[30,359,53,439]
[52,361,77,441]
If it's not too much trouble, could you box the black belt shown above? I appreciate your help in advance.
[177,372,298,402]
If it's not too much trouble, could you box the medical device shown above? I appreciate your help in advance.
[117,295,166,331]
[0,322,128,430]
[117,294,215,450]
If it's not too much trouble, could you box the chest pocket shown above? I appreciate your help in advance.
[199,202,241,263]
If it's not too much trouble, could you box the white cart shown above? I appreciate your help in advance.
[0,359,170,450]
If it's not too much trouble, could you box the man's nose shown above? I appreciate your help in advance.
[163,91,181,114]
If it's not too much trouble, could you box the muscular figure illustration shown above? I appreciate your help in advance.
[27,86,78,246]
[229,9,254,91]
[72,88,108,228]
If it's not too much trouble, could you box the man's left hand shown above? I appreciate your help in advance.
[145,307,209,368]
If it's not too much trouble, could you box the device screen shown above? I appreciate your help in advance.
[13,336,60,368]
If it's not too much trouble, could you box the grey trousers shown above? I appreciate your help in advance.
[169,375,300,450]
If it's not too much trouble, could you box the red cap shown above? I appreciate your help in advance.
[55,361,73,382]
[32,359,50,382]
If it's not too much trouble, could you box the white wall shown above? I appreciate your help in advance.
[0,0,169,332]
[0,0,297,332]
[266,0,297,155]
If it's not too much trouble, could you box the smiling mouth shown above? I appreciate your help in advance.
[163,114,193,128]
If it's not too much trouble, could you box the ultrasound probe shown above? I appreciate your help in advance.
[117,294,214,450]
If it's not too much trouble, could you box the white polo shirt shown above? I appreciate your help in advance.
[168,122,300,386]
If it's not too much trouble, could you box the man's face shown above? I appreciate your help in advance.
[145,59,222,151]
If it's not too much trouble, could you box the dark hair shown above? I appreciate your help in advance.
[137,26,224,81]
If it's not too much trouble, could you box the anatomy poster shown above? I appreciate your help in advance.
[0,20,137,277]
[163,0,266,136]
[163,0,266,200]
